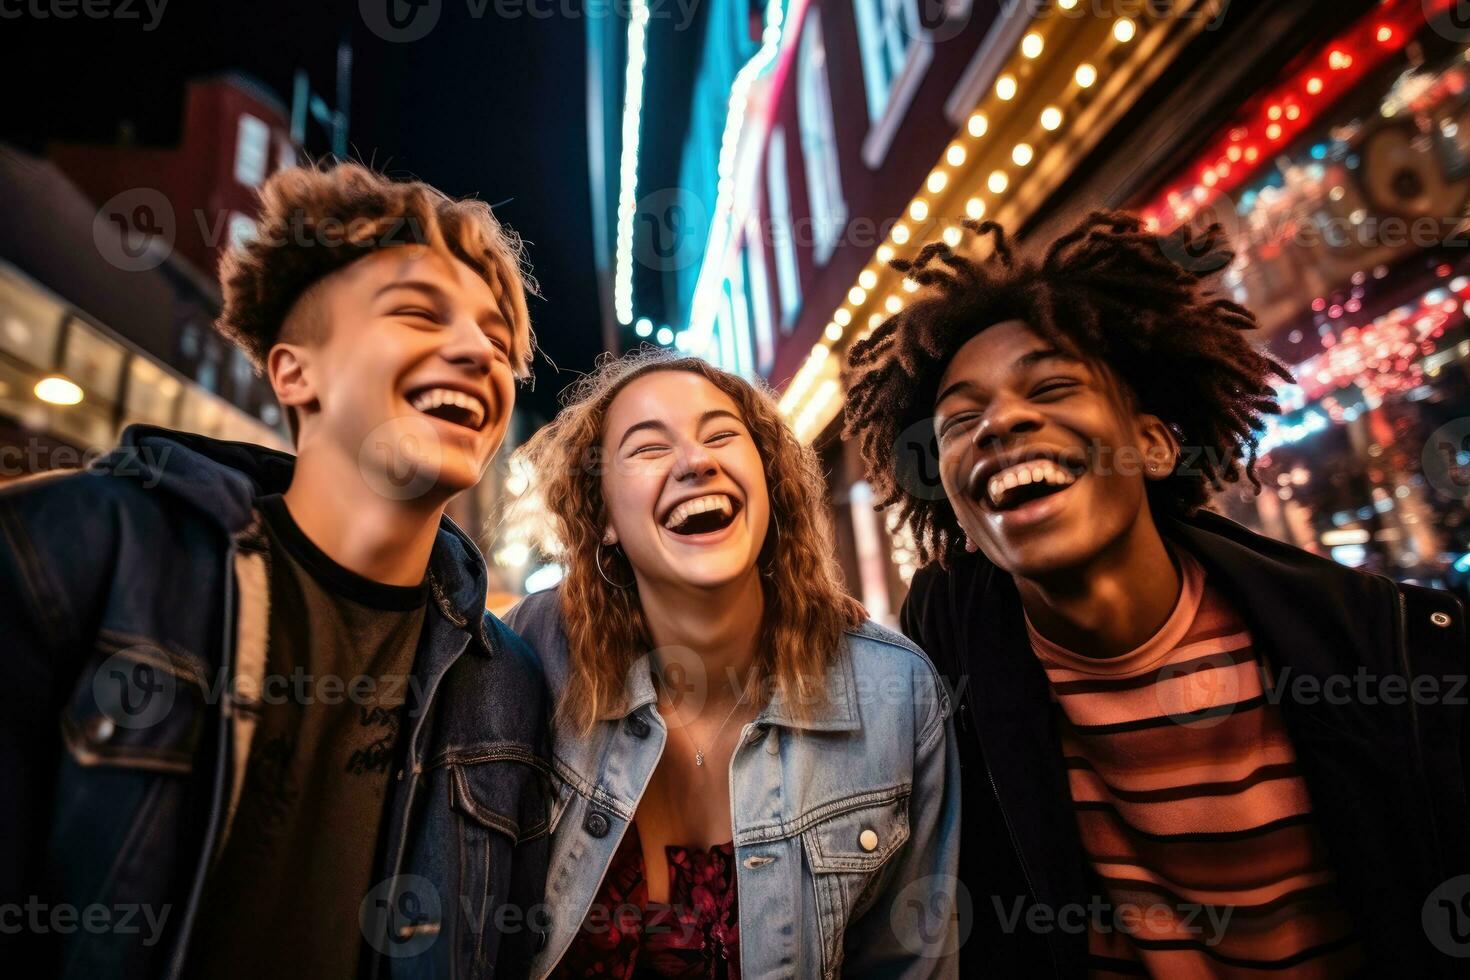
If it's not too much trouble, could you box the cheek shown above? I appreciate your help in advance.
[937,443,971,498]
[601,468,659,533]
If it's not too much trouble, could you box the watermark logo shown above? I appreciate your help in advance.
[360,0,442,42]
[358,416,446,501]
[94,188,175,272]
[1426,0,1470,43]
[1155,654,1241,730]
[1423,418,1470,500]
[1423,874,1470,956]
[650,644,709,730]
[902,0,969,44]
[893,417,949,502]
[890,875,971,958]
[361,874,443,958]
[92,648,178,731]
[1155,194,1241,275]
[633,187,708,273]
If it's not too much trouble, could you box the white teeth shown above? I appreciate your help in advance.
[985,459,1078,507]
[409,387,486,429]
[663,494,735,531]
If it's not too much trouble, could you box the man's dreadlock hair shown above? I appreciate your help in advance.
[842,209,1290,568]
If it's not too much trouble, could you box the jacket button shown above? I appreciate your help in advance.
[584,810,611,838]
[626,715,650,739]
[89,715,116,743]
[1431,611,1452,627]
[858,828,879,852]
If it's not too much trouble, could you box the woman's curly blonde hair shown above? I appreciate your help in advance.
[515,348,865,735]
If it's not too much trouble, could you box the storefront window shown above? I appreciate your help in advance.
[1145,7,1470,593]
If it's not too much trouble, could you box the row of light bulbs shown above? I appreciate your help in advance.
[785,14,1143,438]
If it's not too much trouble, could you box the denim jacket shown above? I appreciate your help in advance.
[504,586,961,979]
[0,426,551,979]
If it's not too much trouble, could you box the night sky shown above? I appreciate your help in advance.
[1,0,604,426]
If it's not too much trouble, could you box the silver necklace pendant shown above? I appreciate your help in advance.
[695,750,705,766]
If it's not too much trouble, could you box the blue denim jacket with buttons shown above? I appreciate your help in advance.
[504,586,961,979]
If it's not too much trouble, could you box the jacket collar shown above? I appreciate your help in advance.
[99,425,493,642]
[595,638,862,733]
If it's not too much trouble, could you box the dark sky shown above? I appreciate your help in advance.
[0,0,603,425]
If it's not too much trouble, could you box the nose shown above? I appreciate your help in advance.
[439,315,494,378]
[673,441,718,483]
[974,393,1043,451]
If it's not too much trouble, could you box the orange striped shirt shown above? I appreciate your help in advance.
[1026,549,1360,977]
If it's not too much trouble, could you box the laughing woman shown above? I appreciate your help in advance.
[505,350,959,979]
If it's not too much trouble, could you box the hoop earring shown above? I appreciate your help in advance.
[596,541,634,590]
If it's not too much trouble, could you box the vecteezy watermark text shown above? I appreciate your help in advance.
[0,0,167,30]
[0,898,171,946]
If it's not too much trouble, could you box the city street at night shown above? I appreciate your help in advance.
[5,0,1470,976]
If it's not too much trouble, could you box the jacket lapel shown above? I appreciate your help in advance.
[968,563,1091,973]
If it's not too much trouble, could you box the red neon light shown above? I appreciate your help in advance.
[1141,0,1456,232]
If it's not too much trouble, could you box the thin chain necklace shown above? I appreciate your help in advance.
[661,672,756,766]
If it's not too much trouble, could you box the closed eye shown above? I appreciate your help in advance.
[705,430,739,445]
[938,413,980,439]
[629,444,669,457]
[393,307,440,323]
[1030,379,1080,400]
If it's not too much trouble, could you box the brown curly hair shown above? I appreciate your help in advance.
[514,348,865,736]
[843,210,1289,569]
[216,160,537,376]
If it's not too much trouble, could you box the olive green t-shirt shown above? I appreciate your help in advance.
[187,494,427,978]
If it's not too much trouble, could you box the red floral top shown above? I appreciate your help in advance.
[550,821,741,979]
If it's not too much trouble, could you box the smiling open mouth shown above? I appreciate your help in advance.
[407,386,488,431]
[662,493,742,536]
[985,458,1083,511]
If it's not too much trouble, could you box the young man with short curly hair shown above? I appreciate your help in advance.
[0,162,552,978]
[845,211,1469,976]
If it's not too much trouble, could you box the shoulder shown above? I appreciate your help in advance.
[0,466,180,569]
[484,610,549,682]
[501,585,573,692]
[843,618,950,734]
[1399,582,1467,669]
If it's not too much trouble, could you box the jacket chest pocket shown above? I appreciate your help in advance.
[64,638,208,774]
[801,790,911,978]
[444,750,553,973]
[56,638,208,910]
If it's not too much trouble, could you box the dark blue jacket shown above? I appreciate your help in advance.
[0,425,551,979]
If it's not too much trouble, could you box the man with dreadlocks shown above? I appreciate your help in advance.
[844,210,1469,976]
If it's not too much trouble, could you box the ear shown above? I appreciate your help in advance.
[266,342,317,414]
[1136,414,1179,481]
[601,526,619,546]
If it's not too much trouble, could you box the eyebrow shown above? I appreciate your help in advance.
[376,279,506,330]
[616,409,744,450]
[934,347,1079,407]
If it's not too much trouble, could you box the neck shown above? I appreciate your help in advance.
[1014,511,1180,659]
[639,569,765,709]
[282,439,446,587]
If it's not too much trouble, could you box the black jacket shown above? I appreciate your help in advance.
[900,510,1470,977]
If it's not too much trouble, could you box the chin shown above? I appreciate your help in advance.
[664,552,759,590]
